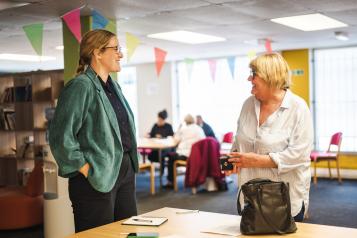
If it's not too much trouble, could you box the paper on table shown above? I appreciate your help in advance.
[200,221,241,236]
[122,216,168,226]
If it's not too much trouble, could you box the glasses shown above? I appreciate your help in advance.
[103,46,122,53]
[250,69,257,78]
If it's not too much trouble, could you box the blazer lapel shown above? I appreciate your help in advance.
[85,68,121,141]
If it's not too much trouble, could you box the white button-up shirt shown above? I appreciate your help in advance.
[232,90,313,216]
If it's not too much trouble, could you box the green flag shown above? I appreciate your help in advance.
[23,23,43,56]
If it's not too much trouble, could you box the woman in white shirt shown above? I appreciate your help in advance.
[228,52,313,222]
[165,114,205,188]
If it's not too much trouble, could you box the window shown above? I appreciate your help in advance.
[116,67,138,135]
[175,56,251,140]
[313,47,357,152]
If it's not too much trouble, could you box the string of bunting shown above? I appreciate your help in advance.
[20,6,273,79]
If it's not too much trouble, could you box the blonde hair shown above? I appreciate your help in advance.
[249,52,291,90]
[184,114,195,125]
[76,29,116,75]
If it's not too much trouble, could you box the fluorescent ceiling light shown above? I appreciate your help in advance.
[0,1,29,11]
[147,30,226,44]
[55,45,64,50]
[271,13,347,31]
[0,54,56,62]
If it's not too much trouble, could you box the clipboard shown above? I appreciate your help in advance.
[122,216,168,226]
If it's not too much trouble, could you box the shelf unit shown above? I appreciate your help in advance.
[0,70,64,186]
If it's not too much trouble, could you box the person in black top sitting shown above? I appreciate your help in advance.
[196,115,217,140]
[147,110,175,173]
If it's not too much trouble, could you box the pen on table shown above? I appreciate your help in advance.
[176,210,199,214]
[133,218,153,223]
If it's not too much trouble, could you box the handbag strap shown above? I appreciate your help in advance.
[237,187,243,215]
[257,187,286,235]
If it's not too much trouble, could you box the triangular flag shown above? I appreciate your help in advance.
[247,50,256,60]
[265,39,272,53]
[92,10,109,29]
[62,8,81,42]
[208,59,217,83]
[154,47,167,77]
[126,32,140,62]
[105,20,116,33]
[184,58,194,81]
[227,56,236,79]
[23,23,43,56]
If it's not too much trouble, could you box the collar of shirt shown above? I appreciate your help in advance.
[98,75,113,93]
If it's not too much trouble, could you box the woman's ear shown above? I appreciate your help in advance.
[93,49,102,60]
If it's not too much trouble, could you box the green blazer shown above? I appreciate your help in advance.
[49,67,138,193]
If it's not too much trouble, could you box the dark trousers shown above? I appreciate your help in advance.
[167,153,187,182]
[68,153,137,233]
[148,148,174,174]
[293,202,305,222]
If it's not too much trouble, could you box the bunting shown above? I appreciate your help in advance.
[92,10,109,29]
[154,47,167,77]
[62,8,81,42]
[265,39,272,53]
[126,32,140,62]
[23,23,43,56]
[247,50,256,60]
[227,56,236,79]
[208,59,217,82]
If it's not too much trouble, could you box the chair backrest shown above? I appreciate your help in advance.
[328,132,343,154]
[222,132,233,143]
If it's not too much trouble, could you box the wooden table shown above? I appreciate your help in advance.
[137,138,177,188]
[65,207,357,238]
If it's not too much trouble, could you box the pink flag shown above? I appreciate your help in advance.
[208,59,217,82]
[62,8,81,42]
[265,39,272,53]
[154,47,167,77]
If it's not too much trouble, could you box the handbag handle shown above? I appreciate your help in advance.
[257,187,286,235]
[237,187,243,215]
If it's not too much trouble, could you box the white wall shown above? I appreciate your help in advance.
[136,62,174,137]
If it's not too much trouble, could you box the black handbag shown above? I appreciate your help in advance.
[237,178,297,235]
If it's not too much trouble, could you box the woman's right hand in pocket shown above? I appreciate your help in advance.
[79,163,90,178]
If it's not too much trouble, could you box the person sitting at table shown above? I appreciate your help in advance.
[165,114,205,189]
[196,115,217,140]
[147,109,174,173]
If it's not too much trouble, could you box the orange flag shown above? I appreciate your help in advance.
[154,47,167,77]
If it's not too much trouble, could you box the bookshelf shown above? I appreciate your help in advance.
[0,70,64,186]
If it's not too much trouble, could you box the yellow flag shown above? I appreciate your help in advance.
[126,32,140,62]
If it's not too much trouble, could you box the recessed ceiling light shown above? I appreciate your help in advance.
[334,31,349,41]
[271,13,347,31]
[0,54,56,62]
[147,30,226,44]
[55,45,64,50]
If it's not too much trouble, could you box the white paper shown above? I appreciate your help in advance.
[201,222,241,236]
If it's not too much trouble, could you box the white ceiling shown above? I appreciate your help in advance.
[0,0,357,73]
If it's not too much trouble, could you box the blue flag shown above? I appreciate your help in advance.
[92,10,109,29]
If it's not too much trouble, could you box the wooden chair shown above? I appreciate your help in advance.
[139,163,155,195]
[173,160,187,192]
[310,132,343,185]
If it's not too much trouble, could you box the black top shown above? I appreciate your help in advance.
[150,123,174,138]
[201,122,216,139]
[99,76,132,152]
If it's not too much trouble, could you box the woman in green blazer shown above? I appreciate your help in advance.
[49,29,139,232]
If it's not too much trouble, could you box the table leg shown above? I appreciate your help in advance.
[158,149,162,188]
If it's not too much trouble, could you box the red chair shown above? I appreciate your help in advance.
[0,160,44,229]
[222,132,233,143]
[310,132,343,185]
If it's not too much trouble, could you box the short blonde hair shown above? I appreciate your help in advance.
[249,52,291,90]
[184,114,195,125]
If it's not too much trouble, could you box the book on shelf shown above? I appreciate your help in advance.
[0,107,15,130]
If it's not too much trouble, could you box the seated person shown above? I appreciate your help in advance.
[147,109,174,173]
[165,114,206,188]
[196,115,217,140]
